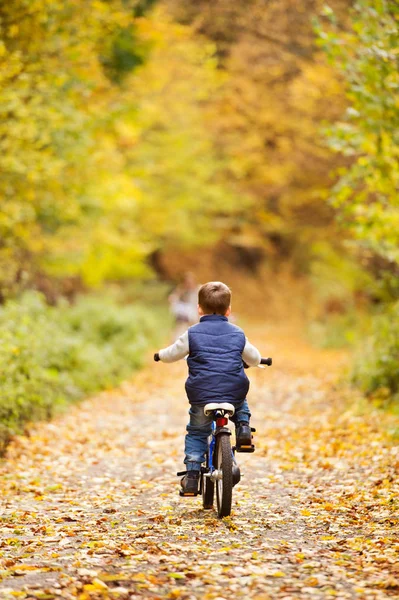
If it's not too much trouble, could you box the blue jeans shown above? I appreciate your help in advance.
[184,400,251,471]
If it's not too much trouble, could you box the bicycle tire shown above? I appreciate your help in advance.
[215,433,233,518]
[202,473,214,509]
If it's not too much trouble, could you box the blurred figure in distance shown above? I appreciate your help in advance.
[169,272,199,340]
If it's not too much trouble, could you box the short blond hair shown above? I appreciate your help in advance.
[198,281,231,315]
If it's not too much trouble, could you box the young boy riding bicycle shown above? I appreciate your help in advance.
[154,281,261,495]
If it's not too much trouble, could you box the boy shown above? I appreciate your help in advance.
[154,281,261,494]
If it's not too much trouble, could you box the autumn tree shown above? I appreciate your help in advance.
[0,0,144,295]
[317,0,399,271]
[163,0,350,269]
[0,1,247,295]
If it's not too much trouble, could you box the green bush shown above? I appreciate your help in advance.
[0,292,167,451]
[352,301,399,405]
[307,311,372,349]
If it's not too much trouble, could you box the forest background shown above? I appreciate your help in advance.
[0,0,398,450]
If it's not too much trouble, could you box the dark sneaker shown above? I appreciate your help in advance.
[236,422,255,452]
[180,470,200,496]
[236,422,252,445]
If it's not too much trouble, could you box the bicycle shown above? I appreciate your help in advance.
[176,357,272,518]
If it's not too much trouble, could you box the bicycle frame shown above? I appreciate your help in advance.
[207,422,216,471]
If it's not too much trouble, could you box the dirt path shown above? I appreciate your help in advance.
[0,323,398,600]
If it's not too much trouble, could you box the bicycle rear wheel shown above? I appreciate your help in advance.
[215,433,233,517]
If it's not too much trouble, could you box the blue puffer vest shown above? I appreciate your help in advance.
[186,314,249,405]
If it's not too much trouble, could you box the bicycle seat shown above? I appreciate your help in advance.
[203,402,235,417]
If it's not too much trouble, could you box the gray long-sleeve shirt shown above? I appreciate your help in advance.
[159,330,261,366]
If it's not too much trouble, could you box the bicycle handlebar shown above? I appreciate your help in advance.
[154,352,272,366]
[242,357,272,368]
[260,357,272,366]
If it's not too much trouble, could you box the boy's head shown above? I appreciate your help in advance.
[198,281,231,316]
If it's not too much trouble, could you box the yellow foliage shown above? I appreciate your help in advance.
[0,2,245,294]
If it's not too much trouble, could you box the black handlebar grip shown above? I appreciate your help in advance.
[260,357,272,366]
[154,352,160,362]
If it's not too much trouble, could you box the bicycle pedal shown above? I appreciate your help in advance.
[179,490,200,497]
[251,427,256,432]
[236,444,255,453]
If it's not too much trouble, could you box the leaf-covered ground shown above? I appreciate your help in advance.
[1,324,398,600]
